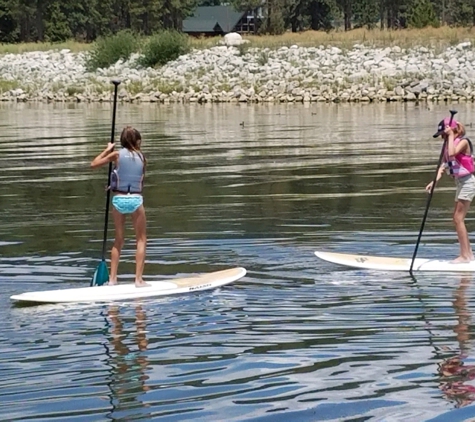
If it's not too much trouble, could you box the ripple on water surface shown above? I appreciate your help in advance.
[1,102,475,421]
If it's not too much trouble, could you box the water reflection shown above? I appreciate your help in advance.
[104,305,150,420]
[438,276,475,408]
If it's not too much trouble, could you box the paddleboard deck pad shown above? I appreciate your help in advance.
[315,251,475,272]
[11,267,246,304]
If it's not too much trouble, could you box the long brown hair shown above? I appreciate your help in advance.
[455,122,466,139]
[120,126,146,165]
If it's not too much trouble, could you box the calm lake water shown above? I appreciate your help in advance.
[2,101,475,421]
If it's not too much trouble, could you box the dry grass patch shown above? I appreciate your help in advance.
[240,27,475,50]
[2,27,475,56]
[0,40,90,55]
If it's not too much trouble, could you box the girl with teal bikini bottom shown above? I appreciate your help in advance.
[91,126,148,287]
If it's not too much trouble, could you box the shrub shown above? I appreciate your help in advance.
[237,42,250,56]
[138,30,190,68]
[86,30,138,71]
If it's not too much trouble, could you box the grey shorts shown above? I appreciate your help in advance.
[455,174,475,202]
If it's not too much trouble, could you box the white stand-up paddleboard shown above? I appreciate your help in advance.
[10,267,246,304]
[315,251,475,272]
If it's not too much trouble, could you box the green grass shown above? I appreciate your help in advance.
[0,78,20,93]
[155,81,183,94]
[66,85,85,96]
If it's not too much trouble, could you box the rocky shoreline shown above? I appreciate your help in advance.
[2,41,475,103]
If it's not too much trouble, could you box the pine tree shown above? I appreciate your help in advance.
[129,0,163,34]
[44,1,72,42]
[260,0,285,34]
[354,0,380,28]
[308,0,334,30]
[444,0,473,26]
[407,0,438,28]
[160,0,197,30]
[0,0,19,42]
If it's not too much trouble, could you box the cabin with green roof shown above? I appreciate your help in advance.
[183,5,260,36]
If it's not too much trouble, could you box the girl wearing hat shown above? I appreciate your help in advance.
[91,126,148,286]
[426,117,475,263]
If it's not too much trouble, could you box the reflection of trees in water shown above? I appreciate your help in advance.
[104,305,151,419]
[6,102,473,255]
[2,104,445,244]
[438,277,475,408]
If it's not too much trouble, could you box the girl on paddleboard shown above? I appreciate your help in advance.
[91,126,148,287]
[426,117,475,263]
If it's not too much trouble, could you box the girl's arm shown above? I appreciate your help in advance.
[91,143,119,168]
[425,164,446,192]
[445,127,470,157]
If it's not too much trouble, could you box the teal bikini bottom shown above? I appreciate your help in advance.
[112,194,143,214]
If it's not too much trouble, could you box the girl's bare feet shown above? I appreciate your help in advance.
[451,256,473,264]
[107,280,118,286]
[135,280,150,288]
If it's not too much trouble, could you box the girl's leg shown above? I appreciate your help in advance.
[131,205,148,287]
[453,199,473,262]
[109,207,126,284]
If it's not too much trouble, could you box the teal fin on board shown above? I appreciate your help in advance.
[91,260,109,286]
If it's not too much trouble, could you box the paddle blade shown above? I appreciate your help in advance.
[91,260,109,286]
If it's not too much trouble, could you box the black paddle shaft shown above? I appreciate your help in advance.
[101,80,121,260]
[409,109,457,274]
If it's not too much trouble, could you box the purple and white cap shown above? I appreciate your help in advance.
[433,117,458,138]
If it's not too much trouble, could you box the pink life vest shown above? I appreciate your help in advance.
[445,137,474,178]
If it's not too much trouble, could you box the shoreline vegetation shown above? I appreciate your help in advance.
[2,28,475,104]
[3,27,475,54]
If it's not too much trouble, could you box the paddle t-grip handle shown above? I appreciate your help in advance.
[449,109,458,126]
[109,80,121,146]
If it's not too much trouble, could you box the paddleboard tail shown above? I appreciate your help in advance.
[315,250,475,272]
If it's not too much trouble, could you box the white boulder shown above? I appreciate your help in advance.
[223,32,243,46]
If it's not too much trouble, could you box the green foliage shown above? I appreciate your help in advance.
[0,78,19,93]
[309,0,334,31]
[260,0,286,34]
[161,0,198,30]
[66,0,112,41]
[66,85,85,96]
[45,2,72,42]
[138,30,190,68]
[129,0,163,34]
[353,0,380,29]
[237,42,250,56]
[407,0,438,28]
[257,51,269,65]
[285,0,311,32]
[155,80,184,93]
[1,0,475,45]
[444,0,473,26]
[86,30,138,70]
[0,0,19,43]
